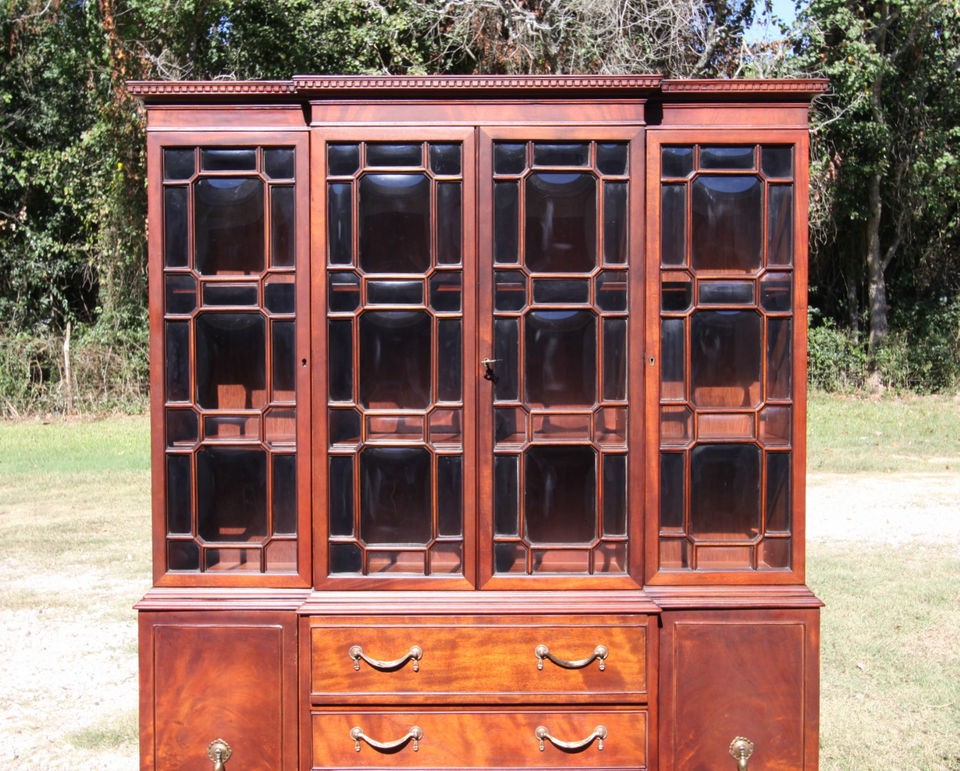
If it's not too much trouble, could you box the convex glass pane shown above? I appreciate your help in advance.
[201,148,256,171]
[526,173,597,272]
[367,143,422,166]
[264,148,295,179]
[359,174,430,273]
[690,444,760,540]
[534,143,589,166]
[197,447,268,541]
[525,310,596,406]
[691,176,762,271]
[359,311,431,408]
[662,146,694,178]
[195,313,266,409]
[195,178,265,274]
[524,445,596,543]
[164,148,195,180]
[360,447,431,543]
[690,310,761,408]
[700,146,755,170]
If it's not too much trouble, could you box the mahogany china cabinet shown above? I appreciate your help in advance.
[131,74,826,770]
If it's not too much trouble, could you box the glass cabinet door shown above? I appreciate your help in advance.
[321,130,476,584]
[319,127,642,587]
[157,135,309,584]
[479,130,643,587]
[650,136,803,580]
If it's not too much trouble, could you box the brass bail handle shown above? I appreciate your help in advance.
[207,739,232,771]
[729,736,755,770]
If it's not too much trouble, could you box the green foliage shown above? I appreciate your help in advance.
[808,298,960,394]
[807,316,868,392]
[420,0,765,76]
[880,297,960,393]
[0,314,149,417]
[201,0,434,76]
[0,0,437,416]
[794,0,960,360]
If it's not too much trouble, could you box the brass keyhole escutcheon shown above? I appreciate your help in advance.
[481,357,500,383]
[729,736,754,770]
[207,738,232,771]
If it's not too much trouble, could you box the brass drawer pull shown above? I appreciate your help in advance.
[729,736,755,770]
[350,725,422,753]
[535,643,608,671]
[536,724,607,752]
[349,644,423,672]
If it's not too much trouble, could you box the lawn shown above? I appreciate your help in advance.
[0,394,958,769]
[0,415,150,769]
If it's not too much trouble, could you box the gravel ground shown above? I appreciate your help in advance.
[1,471,958,770]
[806,471,960,545]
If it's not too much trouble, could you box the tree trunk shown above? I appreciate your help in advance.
[63,320,74,415]
[865,170,888,356]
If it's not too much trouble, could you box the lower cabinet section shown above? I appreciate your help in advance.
[658,608,820,771]
[138,601,819,770]
[139,609,299,771]
[309,708,648,769]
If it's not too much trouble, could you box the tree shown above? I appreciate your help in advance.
[417,0,765,77]
[795,0,960,360]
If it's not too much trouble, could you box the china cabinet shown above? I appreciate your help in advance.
[131,74,826,770]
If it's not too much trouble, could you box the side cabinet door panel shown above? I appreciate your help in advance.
[659,609,819,770]
[140,611,298,770]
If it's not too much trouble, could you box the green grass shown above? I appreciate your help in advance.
[0,414,149,477]
[67,710,139,752]
[0,415,150,765]
[806,394,960,768]
[810,542,960,770]
[807,392,960,473]
[0,415,150,582]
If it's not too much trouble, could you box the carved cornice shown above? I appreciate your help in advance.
[291,74,662,93]
[661,78,829,97]
[127,75,828,103]
[127,80,297,97]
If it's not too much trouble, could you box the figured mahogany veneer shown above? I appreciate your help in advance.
[139,611,299,771]
[660,609,820,770]
[135,75,826,771]
[306,615,651,704]
[310,708,649,770]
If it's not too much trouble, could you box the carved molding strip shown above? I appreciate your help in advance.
[292,74,663,92]
[127,80,297,96]
[661,78,829,95]
[127,75,828,100]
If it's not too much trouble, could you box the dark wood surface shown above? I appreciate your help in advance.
[139,611,299,770]
[659,609,820,770]
[305,614,650,704]
[310,708,650,769]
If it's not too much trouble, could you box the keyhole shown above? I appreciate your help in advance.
[481,358,500,383]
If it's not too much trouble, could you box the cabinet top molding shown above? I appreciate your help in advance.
[127,74,828,102]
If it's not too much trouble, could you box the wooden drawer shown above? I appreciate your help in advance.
[310,708,648,769]
[306,615,650,705]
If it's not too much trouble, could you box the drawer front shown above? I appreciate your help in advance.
[311,708,648,769]
[307,616,649,704]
